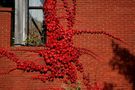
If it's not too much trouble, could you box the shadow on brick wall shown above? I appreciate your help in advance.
[103,82,114,90]
[109,40,135,90]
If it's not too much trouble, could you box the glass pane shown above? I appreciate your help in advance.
[30,9,43,21]
[27,10,45,46]
[29,0,44,7]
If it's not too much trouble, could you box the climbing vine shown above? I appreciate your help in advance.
[0,0,126,89]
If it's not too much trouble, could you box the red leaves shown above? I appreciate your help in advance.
[0,0,84,85]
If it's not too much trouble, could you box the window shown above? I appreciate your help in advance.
[13,0,45,46]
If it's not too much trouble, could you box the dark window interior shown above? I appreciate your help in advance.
[0,0,15,7]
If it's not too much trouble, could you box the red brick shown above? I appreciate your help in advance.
[0,0,135,90]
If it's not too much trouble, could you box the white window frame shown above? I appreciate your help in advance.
[14,0,27,45]
[14,0,45,46]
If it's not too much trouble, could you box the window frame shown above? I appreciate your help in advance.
[13,0,46,47]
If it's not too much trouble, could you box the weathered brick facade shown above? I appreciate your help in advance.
[0,0,135,90]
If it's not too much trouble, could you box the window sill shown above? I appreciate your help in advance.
[0,8,13,12]
[11,46,45,51]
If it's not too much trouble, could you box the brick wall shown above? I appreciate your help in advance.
[0,0,135,90]
[0,8,12,49]
[73,0,135,90]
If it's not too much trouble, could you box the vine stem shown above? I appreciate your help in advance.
[74,30,128,45]
[0,68,17,75]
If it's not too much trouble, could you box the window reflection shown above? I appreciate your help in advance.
[27,0,45,46]
[29,0,43,6]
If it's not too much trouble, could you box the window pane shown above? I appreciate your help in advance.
[29,0,44,7]
[30,9,44,22]
[28,10,44,46]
